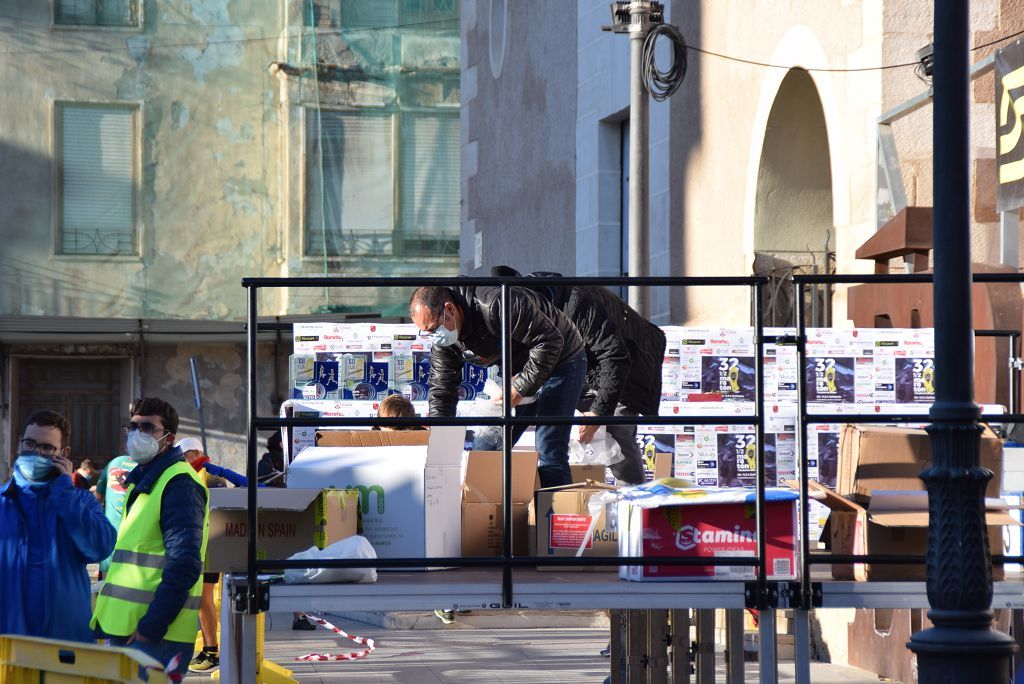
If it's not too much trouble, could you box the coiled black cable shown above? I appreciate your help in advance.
[642,23,687,101]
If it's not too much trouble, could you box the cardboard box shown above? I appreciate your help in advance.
[568,463,608,486]
[462,502,531,556]
[458,452,606,557]
[618,487,799,581]
[287,427,465,563]
[812,482,1016,580]
[206,488,359,573]
[461,450,538,557]
[1002,443,1024,494]
[837,424,1003,501]
[530,482,619,571]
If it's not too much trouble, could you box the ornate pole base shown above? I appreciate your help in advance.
[908,609,1016,682]
[907,421,1018,680]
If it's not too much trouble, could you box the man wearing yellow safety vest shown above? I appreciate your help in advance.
[91,397,209,679]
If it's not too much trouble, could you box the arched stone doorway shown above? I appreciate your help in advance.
[753,68,835,327]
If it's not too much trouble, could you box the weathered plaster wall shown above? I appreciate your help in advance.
[0,0,282,321]
[468,1,1023,329]
[1,340,285,478]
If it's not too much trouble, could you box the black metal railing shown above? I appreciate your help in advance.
[238,272,1024,616]
[241,275,777,613]
[792,272,1024,609]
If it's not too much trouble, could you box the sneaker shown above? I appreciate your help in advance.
[433,609,455,625]
[292,615,317,631]
[600,644,611,658]
[188,649,219,673]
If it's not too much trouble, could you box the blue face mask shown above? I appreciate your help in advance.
[14,454,54,486]
[430,308,459,347]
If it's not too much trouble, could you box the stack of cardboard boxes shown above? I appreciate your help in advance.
[817,424,1014,581]
[280,426,609,565]
[825,425,1017,682]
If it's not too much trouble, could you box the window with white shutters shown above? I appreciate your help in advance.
[55,0,139,27]
[58,105,138,256]
[305,109,459,257]
[301,0,459,260]
[399,113,459,251]
[306,110,395,257]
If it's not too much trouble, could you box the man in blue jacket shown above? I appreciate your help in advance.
[0,409,116,641]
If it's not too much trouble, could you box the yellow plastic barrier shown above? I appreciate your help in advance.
[196,581,295,683]
[0,634,169,683]
[208,613,296,683]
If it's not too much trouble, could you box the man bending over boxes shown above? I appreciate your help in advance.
[492,266,666,485]
[409,284,587,488]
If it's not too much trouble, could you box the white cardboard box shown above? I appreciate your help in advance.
[1002,443,1024,494]
[286,426,464,565]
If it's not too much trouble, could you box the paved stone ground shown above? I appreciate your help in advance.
[184,612,888,683]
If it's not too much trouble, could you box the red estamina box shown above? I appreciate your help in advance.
[618,492,798,581]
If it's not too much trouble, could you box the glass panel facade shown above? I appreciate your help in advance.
[303,0,460,263]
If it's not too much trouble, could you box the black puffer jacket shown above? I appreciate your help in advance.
[427,285,585,417]
[494,268,666,416]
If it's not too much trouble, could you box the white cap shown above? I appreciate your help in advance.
[176,437,203,453]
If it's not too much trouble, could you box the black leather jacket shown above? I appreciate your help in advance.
[427,285,585,417]
[559,285,666,416]
[492,267,666,416]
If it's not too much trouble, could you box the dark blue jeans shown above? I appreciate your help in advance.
[108,635,193,678]
[513,351,588,488]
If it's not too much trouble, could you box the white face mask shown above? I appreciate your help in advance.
[127,429,163,464]
[430,307,459,347]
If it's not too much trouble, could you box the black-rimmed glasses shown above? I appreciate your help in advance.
[122,421,165,436]
[19,438,60,458]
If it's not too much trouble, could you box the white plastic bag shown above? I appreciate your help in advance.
[283,535,378,584]
[483,373,538,406]
[568,424,625,466]
[458,399,504,450]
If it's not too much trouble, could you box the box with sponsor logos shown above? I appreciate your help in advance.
[618,483,799,581]
[206,488,359,573]
[645,403,811,488]
[286,427,465,565]
[291,323,397,401]
[290,323,491,402]
[674,328,758,402]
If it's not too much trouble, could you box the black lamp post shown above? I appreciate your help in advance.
[907,1,1017,679]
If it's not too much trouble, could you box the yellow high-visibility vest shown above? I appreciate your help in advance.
[91,460,209,642]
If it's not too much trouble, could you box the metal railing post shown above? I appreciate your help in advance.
[499,281,514,608]
[245,284,259,614]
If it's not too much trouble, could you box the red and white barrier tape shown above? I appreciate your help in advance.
[294,612,377,662]
[145,653,182,683]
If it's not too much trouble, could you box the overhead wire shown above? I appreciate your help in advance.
[686,26,1024,73]
[0,18,1020,72]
